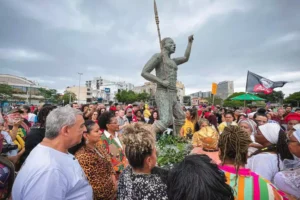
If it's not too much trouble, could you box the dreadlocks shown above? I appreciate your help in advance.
[218,125,252,185]
[250,129,294,171]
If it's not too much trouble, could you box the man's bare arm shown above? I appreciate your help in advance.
[141,54,164,85]
[173,35,194,65]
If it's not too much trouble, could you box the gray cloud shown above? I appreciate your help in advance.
[0,0,299,96]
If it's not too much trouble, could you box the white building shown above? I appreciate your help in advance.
[189,91,212,99]
[216,81,234,100]
[85,77,134,103]
[133,81,186,103]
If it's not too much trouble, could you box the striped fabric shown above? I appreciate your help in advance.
[219,165,288,200]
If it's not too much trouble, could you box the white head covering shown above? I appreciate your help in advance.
[293,124,300,143]
[258,123,281,144]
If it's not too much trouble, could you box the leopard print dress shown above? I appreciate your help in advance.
[75,143,116,200]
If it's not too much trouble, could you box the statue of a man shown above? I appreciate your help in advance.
[141,35,194,135]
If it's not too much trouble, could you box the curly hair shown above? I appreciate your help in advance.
[37,106,56,128]
[122,123,155,169]
[218,125,252,185]
[167,154,234,200]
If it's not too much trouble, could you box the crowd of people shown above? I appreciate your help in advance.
[0,101,299,199]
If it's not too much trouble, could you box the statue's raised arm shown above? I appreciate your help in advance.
[173,35,194,65]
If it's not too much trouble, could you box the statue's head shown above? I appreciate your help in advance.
[162,37,176,54]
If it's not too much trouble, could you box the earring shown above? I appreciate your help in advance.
[85,139,89,144]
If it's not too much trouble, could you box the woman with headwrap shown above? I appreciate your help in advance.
[284,112,300,132]
[238,119,263,155]
[274,124,300,199]
[246,123,294,183]
[191,126,220,164]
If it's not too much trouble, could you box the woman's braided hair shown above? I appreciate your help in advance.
[122,123,155,169]
[218,125,252,185]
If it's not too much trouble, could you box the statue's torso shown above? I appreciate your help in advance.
[156,55,177,91]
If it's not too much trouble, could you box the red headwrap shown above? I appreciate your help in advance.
[285,113,300,123]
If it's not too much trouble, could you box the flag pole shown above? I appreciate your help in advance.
[244,71,250,110]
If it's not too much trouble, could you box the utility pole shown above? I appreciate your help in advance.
[78,72,83,104]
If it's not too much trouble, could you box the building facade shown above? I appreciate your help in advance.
[216,81,234,100]
[65,86,92,104]
[189,91,212,98]
[133,81,186,103]
[0,74,45,104]
[85,77,134,103]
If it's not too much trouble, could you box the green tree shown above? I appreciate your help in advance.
[38,88,61,103]
[284,91,300,107]
[204,95,223,105]
[223,100,245,108]
[137,92,150,102]
[256,90,284,103]
[61,91,77,104]
[115,90,142,103]
[0,84,13,96]
[226,92,246,100]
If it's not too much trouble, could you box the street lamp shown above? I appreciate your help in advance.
[78,72,83,104]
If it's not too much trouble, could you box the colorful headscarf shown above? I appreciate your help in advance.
[285,113,300,123]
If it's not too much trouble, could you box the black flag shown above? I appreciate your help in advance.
[246,71,287,94]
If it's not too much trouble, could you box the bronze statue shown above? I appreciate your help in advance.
[141,0,194,136]
[141,36,194,136]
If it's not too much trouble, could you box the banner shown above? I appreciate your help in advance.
[246,71,287,94]
[211,82,218,95]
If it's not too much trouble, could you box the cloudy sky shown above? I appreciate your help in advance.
[0,0,299,97]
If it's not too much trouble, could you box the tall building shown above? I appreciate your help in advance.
[216,81,234,99]
[85,77,134,103]
[133,81,185,103]
[189,91,212,98]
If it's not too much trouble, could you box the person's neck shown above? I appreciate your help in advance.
[40,138,68,154]
[132,167,151,175]
[222,160,245,168]
[85,142,97,150]
[262,142,272,148]
[107,129,115,136]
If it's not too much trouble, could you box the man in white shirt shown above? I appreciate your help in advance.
[117,110,129,134]
[12,106,93,200]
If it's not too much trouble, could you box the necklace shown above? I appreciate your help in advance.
[94,147,104,158]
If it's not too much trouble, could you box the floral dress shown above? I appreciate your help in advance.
[117,166,168,200]
[100,132,128,177]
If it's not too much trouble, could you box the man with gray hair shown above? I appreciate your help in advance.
[12,106,93,200]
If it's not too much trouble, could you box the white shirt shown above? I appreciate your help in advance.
[12,144,93,200]
[104,130,122,148]
[246,153,283,183]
